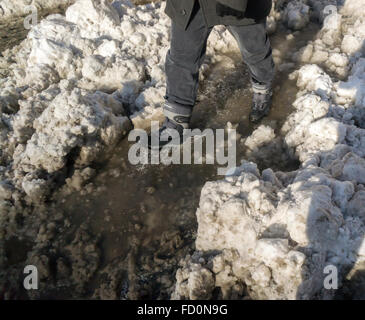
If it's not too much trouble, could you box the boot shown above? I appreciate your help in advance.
[148,117,186,150]
[148,101,191,150]
[249,89,273,123]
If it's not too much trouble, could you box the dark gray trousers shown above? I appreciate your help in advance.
[165,2,275,114]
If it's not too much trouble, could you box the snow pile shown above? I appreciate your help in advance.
[13,86,131,203]
[244,125,276,151]
[283,0,310,30]
[242,124,292,169]
[0,0,75,20]
[173,0,365,300]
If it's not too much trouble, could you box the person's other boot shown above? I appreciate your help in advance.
[249,88,273,123]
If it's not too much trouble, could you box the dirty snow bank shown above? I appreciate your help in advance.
[0,0,75,21]
[173,0,365,300]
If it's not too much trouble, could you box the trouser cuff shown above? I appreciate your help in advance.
[251,77,272,94]
[252,82,272,94]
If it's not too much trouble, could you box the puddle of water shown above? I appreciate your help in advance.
[58,139,216,266]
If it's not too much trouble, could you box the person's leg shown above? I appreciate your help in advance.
[228,20,275,123]
[148,2,212,149]
[228,20,275,92]
[164,1,212,127]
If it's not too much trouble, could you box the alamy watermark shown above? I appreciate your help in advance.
[323,265,338,290]
[23,265,38,290]
[323,5,339,30]
[24,5,38,30]
[128,121,237,176]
